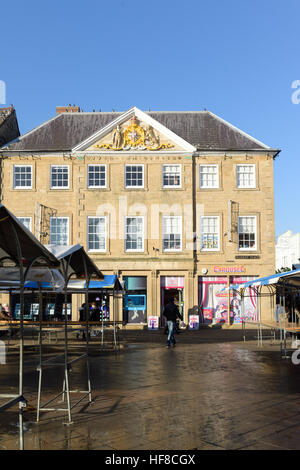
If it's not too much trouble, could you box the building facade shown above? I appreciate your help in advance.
[0,106,280,325]
[276,230,300,270]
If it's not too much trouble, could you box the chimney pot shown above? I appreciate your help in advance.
[56,105,80,114]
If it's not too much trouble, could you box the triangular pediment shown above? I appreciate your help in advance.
[72,107,196,153]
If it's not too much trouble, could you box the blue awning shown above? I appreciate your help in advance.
[67,275,123,291]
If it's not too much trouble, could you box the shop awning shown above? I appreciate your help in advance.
[67,274,123,291]
[0,204,60,268]
[223,268,300,293]
[44,244,104,280]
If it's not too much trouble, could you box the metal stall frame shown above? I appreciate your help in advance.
[36,245,103,425]
[67,275,125,350]
[0,205,59,450]
[229,270,300,357]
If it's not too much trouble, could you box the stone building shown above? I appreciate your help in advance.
[0,106,280,326]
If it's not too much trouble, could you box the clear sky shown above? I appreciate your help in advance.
[1,0,299,238]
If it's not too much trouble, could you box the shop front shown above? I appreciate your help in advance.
[11,292,72,321]
[123,276,147,324]
[198,275,258,325]
[160,276,184,325]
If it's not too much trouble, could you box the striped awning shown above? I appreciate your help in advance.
[224,268,300,293]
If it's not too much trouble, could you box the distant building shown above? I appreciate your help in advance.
[276,230,300,270]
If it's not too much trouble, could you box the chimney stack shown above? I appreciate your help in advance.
[56,105,80,114]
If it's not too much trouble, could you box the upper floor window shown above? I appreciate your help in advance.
[238,216,257,250]
[162,164,181,188]
[199,164,219,189]
[125,165,144,188]
[162,216,182,252]
[49,217,69,245]
[87,216,106,251]
[88,165,106,188]
[236,164,256,188]
[17,217,32,232]
[13,165,32,189]
[50,165,69,189]
[200,216,220,251]
[125,217,144,251]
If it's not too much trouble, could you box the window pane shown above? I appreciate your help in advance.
[125,166,143,187]
[14,166,32,188]
[87,217,106,250]
[125,217,143,251]
[162,216,181,251]
[238,216,256,249]
[51,166,69,188]
[17,217,31,231]
[200,217,219,250]
[50,218,68,245]
[163,165,181,187]
[88,165,106,187]
[237,165,255,188]
[200,165,218,188]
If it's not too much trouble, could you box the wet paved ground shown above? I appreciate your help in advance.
[1,330,300,450]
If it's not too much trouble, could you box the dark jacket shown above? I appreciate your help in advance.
[163,302,181,322]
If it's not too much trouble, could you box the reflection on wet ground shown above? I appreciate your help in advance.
[1,339,300,450]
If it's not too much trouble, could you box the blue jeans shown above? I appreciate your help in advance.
[166,320,176,346]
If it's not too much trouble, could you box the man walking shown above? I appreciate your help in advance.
[163,297,182,348]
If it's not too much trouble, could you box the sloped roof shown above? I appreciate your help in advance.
[0,107,20,147]
[1,109,275,152]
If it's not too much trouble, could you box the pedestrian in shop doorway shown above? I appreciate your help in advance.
[163,297,182,348]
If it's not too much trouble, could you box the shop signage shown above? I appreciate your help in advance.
[163,277,185,289]
[148,316,159,330]
[213,266,246,274]
[235,255,260,259]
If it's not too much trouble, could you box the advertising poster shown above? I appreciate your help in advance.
[46,303,56,315]
[148,316,159,330]
[188,315,199,330]
[30,303,40,316]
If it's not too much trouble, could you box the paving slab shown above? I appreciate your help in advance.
[0,332,300,451]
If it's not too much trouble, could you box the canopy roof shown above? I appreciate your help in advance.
[0,205,60,268]
[44,244,103,280]
[226,269,300,293]
[0,267,64,292]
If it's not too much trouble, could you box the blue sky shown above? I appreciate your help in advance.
[1,0,299,238]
